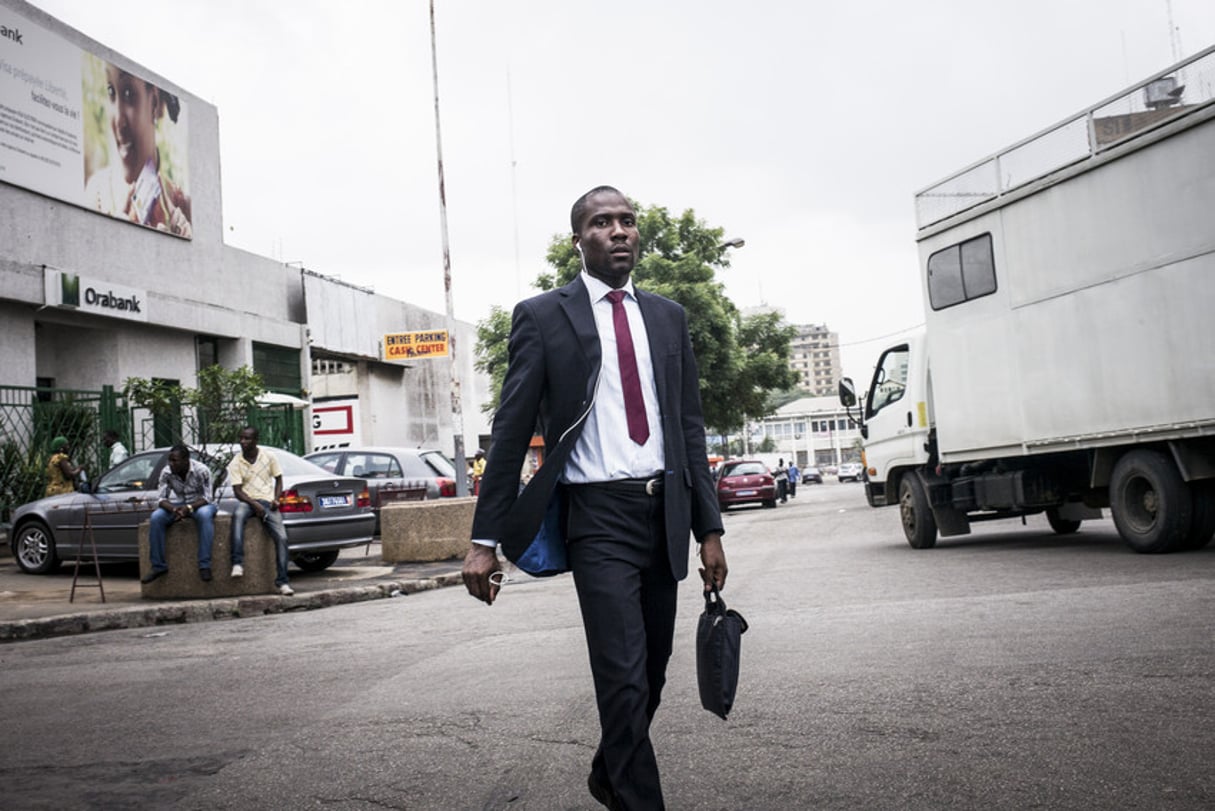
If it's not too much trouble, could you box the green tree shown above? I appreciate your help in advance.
[475,198,797,430]
[124,365,266,446]
[474,306,512,417]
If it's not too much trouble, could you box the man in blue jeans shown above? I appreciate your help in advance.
[227,426,293,596]
[142,444,217,583]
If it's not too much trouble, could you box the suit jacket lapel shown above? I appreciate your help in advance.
[558,276,601,379]
[636,290,671,414]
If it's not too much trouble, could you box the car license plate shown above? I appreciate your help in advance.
[319,494,351,509]
[737,490,756,496]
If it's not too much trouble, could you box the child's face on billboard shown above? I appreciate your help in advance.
[105,64,159,183]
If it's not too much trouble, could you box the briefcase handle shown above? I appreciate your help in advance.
[703,584,748,633]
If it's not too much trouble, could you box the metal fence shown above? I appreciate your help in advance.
[0,384,129,522]
[1,384,306,525]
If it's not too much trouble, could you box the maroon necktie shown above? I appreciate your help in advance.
[606,290,650,445]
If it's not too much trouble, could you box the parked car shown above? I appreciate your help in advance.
[801,466,824,484]
[304,447,459,531]
[837,462,864,482]
[9,447,375,575]
[716,460,777,510]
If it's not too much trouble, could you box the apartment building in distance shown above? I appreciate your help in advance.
[787,323,841,396]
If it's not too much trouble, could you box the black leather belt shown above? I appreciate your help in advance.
[578,477,664,496]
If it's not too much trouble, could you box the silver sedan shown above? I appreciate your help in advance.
[9,447,375,575]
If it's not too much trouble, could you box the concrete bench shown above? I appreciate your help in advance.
[138,513,277,599]
[380,497,477,562]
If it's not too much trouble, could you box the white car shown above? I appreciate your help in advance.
[837,462,865,482]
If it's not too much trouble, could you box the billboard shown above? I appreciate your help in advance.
[0,8,191,237]
[311,399,360,450]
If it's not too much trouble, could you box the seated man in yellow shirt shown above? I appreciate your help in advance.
[227,426,293,596]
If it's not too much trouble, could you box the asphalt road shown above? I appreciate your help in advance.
[2,483,1212,810]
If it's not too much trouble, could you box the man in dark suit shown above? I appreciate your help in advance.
[463,185,728,809]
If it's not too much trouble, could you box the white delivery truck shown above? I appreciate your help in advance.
[840,46,1215,554]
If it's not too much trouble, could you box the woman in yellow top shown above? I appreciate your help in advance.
[44,436,84,497]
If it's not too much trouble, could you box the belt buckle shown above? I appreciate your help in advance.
[645,477,660,496]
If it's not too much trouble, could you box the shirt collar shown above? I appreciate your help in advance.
[581,270,636,304]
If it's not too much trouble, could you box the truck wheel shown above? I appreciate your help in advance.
[1046,508,1081,535]
[1182,481,1215,550]
[292,550,340,572]
[899,476,938,549]
[1109,450,1192,554]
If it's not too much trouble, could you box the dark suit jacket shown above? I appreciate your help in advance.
[471,276,723,581]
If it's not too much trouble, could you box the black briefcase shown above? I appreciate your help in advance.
[696,584,748,720]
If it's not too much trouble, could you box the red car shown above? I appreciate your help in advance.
[716,460,777,510]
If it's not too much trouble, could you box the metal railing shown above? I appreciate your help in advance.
[915,45,1215,229]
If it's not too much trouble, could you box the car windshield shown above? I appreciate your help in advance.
[723,462,765,477]
[96,453,162,493]
[419,451,457,478]
[270,450,330,476]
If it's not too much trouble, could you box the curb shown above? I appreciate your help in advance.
[0,572,462,643]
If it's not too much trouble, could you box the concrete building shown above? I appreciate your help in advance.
[754,395,862,469]
[0,0,487,461]
[787,323,841,397]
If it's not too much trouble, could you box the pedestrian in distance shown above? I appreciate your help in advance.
[103,429,129,468]
[463,185,728,810]
[788,460,800,498]
[141,444,217,583]
[775,458,789,503]
[227,426,293,596]
[470,447,487,496]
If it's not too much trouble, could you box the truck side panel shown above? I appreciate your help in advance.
[919,109,1215,462]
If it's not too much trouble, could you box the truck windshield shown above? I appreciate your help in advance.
[867,345,909,418]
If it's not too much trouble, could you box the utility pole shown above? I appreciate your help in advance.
[429,0,468,496]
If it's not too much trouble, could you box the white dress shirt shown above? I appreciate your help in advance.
[562,272,665,483]
[471,274,668,547]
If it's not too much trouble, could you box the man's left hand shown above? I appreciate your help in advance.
[698,533,727,592]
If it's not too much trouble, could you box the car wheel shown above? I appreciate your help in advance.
[1045,507,1082,535]
[763,499,776,508]
[899,476,938,549]
[292,550,340,572]
[1110,450,1191,554]
[14,521,59,574]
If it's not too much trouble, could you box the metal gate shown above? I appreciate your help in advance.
[0,385,129,523]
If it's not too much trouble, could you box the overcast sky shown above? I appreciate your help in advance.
[30,0,1215,382]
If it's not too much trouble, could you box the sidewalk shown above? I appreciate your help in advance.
[0,541,463,643]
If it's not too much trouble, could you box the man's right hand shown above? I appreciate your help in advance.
[462,544,502,605]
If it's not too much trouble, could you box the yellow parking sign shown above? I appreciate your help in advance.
[384,330,449,360]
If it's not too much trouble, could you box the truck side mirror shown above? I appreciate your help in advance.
[838,378,857,408]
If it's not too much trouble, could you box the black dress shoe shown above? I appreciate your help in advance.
[587,773,620,810]
[141,569,168,584]
[199,568,212,582]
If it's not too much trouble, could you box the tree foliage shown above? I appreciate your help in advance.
[475,199,797,432]
[474,306,512,417]
[124,365,265,446]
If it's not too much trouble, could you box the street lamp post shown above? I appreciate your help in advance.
[718,237,746,457]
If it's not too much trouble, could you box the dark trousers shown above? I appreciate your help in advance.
[566,483,677,811]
